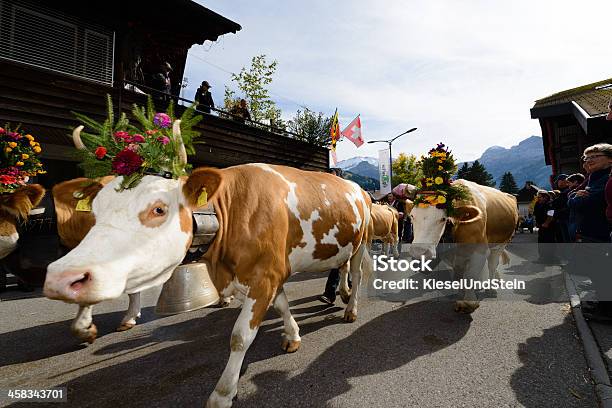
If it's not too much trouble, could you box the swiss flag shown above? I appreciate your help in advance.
[341,115,364,147]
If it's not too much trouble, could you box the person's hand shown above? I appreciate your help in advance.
[575,190,590,197]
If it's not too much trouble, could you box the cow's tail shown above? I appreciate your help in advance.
[501,250,510,265]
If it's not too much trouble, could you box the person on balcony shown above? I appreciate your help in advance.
[195,80,215,114]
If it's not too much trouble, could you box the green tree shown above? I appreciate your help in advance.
[286,108,332,147]
[463,160,496,187]
[392,153,423,187]
[499,171,519,194]
[456,162,470,179]
[224,55,282,126]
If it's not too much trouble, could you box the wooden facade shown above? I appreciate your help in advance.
[0,0,328,189]
[531,79,612,180]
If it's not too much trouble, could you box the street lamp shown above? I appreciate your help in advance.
[368,127,417,187]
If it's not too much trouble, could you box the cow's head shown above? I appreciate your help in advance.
[0,184,45,259]
[408,204,482,259]
[44,122,223,304]
[43,168,223,304]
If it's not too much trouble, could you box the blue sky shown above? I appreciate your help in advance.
[184,0,612,163]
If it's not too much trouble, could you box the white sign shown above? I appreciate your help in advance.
[378,148,391,195]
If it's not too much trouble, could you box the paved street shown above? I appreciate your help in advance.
[0,234,597,407]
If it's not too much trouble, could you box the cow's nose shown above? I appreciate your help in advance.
[408,244,436,260]
[43,269,92,301]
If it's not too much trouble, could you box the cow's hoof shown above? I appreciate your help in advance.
[339,290,351,305]
[116,322,136,332]
[281,338,301,353]
[206,390,234,408]
[343,310,357,323]
[454,301,480,314]
[74,323,98,344]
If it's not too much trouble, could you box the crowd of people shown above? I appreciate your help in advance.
[533,143,612,321]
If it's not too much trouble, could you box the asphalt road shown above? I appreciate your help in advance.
[0,233,596,407]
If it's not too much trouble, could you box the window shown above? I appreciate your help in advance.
[0,0,114,84]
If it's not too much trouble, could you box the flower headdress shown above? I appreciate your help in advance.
[72,95,202,191]
[0,125,46,194]
[413,143,469,215]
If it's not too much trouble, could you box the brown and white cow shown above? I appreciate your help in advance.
[369,203,400,257]
[408,179,518,313]
[0,184,45,258]
[53,176,144,341]
[44,128,372,407]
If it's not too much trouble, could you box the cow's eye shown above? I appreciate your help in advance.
[153,207,166,216]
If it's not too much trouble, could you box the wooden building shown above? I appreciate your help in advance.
[0,0,328,188]
[530,78,612,179]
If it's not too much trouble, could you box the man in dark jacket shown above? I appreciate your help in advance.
[195,80,215,114]
[533,191,556,262]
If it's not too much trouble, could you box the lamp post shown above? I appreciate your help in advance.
[368,127,417,188]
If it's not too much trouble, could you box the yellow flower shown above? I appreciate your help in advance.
[21,153,29,159]
[37,170,47,174]
[418,203,429,208]
[435,177,444,185]
[36,162,43,166]
[437,159,443,163]
[5,147,12,153]
[25,134,34,141]
[8,142,17,148]
[426,182,433,187]
[438,166,443,171]
[33,146,42,153]
[16,161,24,166]
[438,196,447,204]
[29,141,36,147]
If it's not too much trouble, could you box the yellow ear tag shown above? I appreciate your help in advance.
[196,188,208,207]
[76,197,92,212]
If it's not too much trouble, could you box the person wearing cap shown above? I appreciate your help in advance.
[153,61,172,102]
[551,174,571,243]
[195,80,215,114]
[533,190,556,262]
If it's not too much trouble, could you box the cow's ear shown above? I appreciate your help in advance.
[0,184,45,219]
[183,168,223,209]
[404,199,414,214]
[452,205,482,224]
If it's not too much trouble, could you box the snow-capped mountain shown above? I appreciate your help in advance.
[336,156,378,170]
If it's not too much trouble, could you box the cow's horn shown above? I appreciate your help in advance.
[72,125,86,150]
[172,120,187,165]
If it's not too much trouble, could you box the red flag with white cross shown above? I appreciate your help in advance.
[341,115,364,147]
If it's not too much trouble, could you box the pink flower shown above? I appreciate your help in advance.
[0,127,5,134]
[157,136,170,145]
[111,149,143,175]
[126,143,140,152]
[153,113,171,128]
[132,134,145,143]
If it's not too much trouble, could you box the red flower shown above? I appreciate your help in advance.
[95,146,107,159]
[111,148,143,175]
[0,127,5,134]
[0,174,17,185]
[132,134,145,143]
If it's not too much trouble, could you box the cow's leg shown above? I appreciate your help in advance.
[207,289,274,408]
[273,286,301,353]
[338,261,351,304]
[117,292,141,331]
[487,246,504,280]
[391,237,400,258]
[71,305,97,344]
[344,244,367,322]
[455,246,488,314]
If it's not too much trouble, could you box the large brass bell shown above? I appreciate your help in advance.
[155,261,220,315]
